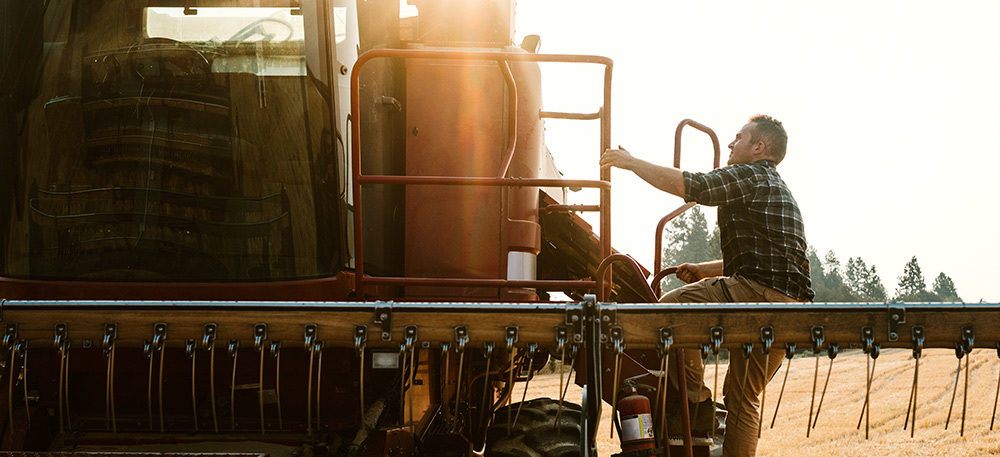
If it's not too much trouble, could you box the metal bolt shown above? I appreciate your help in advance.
[892,314,900,321]
[602,315,610,322]
[411,126,419,135]
[380,313,389,321]
[890,332,898,339]
[339,65,348,75]
[571,315,579,322]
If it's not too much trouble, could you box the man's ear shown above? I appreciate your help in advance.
[753,141,766,156]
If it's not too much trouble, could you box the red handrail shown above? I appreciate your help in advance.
[673,119,720,169]
[595,254,657,303]
[350,49,615,299]
[650,266,679,297]
[652,120,722,285]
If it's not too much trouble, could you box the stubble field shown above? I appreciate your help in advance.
[522,349,1000,456]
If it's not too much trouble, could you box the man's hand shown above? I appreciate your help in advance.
[600,146,686,198]
[675,260,724,284]
[600,146,636,171]
[675,263,704,284]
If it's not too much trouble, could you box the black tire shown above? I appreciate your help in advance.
[485,398,583,457]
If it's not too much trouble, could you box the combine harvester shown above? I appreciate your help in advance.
[0,1,996,456]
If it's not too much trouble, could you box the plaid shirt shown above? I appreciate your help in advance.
[683,160,815,301]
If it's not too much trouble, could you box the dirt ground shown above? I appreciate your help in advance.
[522,348,1000,456]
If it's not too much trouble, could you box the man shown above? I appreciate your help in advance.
[600,114,814,457]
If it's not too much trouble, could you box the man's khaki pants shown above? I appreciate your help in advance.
[660,275,803,457]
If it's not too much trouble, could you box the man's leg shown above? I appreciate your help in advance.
[720,275,803,457]
[659,279,729,409]
[720,346,783,457]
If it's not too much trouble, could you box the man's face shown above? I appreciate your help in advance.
[727,123,759,165]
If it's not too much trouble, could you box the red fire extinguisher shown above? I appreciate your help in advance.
[618,379,656,452]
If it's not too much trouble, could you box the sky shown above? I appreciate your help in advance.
[511,0,1000,303]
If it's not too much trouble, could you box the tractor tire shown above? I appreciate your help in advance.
[485,398,583,457]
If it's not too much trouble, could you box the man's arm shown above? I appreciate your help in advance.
[600,147,685,198]
[676,260,724,283]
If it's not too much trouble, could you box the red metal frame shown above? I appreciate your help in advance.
[350,49,614,300]
[653,120,722,281]
[595,254,657,303]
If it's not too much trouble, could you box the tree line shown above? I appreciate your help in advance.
[658,207,963,302]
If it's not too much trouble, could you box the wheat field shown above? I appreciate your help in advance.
[522,348,1000,456]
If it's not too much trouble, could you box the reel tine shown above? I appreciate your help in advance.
[513,343,538,430]
[960,325,974,437]
[186,339,198,431]
[945,342,964,431]
[317,342,325,434]
[229,339,240,431]
[145,340,154,430]
[272,341,283,430]
[203,324,218,433]
[610,340,623,439]
[441,343,450,425]
[710,327,723,441]
[481,343,495,433]
[905,326,924,436]
[991,342,1000,431]
[812,343,838,429]
[770,343,795,429]
[758,326,774,438]
[806,326,824,438]
[452,325,469,433]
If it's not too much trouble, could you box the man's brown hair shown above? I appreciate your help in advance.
[748,114,788,164]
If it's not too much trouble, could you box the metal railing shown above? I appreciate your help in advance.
[349,49,615,299]
[653,119,722,284]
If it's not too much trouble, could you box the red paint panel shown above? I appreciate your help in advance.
[404,58,505,298]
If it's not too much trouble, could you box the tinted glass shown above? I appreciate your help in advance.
[0,0,345,281]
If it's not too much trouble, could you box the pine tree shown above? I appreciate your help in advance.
[659,206,720,291]
[823,251,844,290]
[932,272,961,302]
[845,257,867,297]
[863,265,888,302]
[895,256,934,301]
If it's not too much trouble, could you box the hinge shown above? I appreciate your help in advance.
[861,325,874,353]
[658,327,673,358]
[404,325,418,351]
[304,324,318,351]
[3,323,17,351]
[565,303,583,344]
[103,323,118,357]
[961,324,975,353]
[709,326,724,355]
[152,323,167,351]
[202,323,217,351]
[887,304,905,342]
[760,325,775,355]
[254,323,268,351]
[505,325,519,353]
[810,326,825,352]
[374,302,394,341]
[355,325,368,356]
[599,303,617,344]
[454,325,469,353]
[54,323,68,352]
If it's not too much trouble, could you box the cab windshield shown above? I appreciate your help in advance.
[0,0,346,282]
